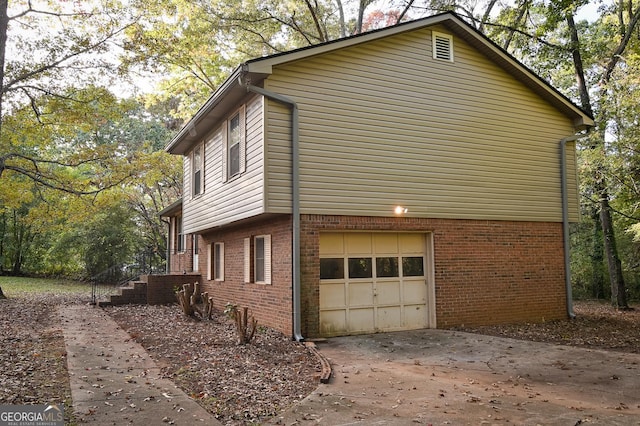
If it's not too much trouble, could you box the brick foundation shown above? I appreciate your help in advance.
[158,214,567,338]
[300,215,568,337]
[198,215,293,336]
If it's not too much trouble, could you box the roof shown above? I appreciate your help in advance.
[166,11,595,155]
[158,198,182,217]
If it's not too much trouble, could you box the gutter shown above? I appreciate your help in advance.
[238,73,304,342]
[560,134,587,319]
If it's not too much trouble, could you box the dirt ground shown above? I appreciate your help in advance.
[1,295,639,425]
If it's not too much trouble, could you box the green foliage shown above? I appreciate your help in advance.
[0,94,180,278]
[0,276,88,296]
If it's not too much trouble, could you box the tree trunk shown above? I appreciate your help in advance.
[0,0,8,122]
[599,195,629,308]
[591,208,606,299]
[0,286,5,299]
[566,13,629,309]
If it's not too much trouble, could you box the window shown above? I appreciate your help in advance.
[192,144,204,196]
[213,242,224,281]
[207,243,212,280]
[432,31,453,62]
[320,258,344,280]
[348,257,373,279]
[192,235,199,272]
[376,257,399,278]
[223,106,246,181]
[402,257,424,277]
[243,235,272,284]
[254,235,271,284]
[176,217,185,253]
[243,238,252,283]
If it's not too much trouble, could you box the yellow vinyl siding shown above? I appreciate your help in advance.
[263,25,579,222]
[183,95,266,234]
[264,103,292,212]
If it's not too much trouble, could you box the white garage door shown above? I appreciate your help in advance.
[319,232,435,336]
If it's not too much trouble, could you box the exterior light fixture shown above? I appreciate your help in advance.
[394,206,408,215]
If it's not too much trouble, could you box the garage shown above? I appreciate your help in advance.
[319,232,436,336]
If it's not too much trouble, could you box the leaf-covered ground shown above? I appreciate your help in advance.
[105,304,322,425]
[1,294,638,426]
[0,293,81,425]
[457,300,640,353]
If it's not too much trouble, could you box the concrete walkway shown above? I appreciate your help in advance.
[60,305,221,425]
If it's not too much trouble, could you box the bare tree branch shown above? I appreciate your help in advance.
[397,0,415,24]
[474,20,568,51]
[303,0,327,42]
[602,5,640,84]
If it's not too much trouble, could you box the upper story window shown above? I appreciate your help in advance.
[432,31,454,62]
[223,105,246,182]
[192,144,204,196]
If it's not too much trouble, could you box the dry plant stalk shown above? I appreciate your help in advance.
[225,304,258,344]
[176,282,214,319]
[176,283,195,316]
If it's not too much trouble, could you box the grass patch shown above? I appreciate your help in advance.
[0,276,89,297]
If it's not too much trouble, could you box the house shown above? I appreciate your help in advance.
[160,11,594,339]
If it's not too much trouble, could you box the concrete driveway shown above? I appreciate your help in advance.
[272,329,640,425]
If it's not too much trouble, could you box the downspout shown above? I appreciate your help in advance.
[560,134,586,319]
[238,75,304,342]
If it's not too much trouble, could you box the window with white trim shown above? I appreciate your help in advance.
[176,216,185,253]
[223,105,246,181]
[192,143,204,196]
[207,243,212,280]
[243,238,252,283]
[243,235,271,284]
[213,242,224,281]
[432,31,454,62]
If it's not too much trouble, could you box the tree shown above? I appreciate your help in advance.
[466,0,637,308]
[0,1,143,293]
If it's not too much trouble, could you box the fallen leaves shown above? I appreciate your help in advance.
[0,292,81,424]
[458,300,640,354]
[105,304,322,425]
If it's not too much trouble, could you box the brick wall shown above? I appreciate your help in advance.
[146,273,201,305]
[300,215,568,337]
[199,215,293,336]
[168,243,194,274]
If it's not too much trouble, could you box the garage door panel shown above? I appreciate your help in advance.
[377,306,402,330]
[346,233,372,254]
[320,283,346,308]
[376,281,401,305]
[404,305,427,326]
[320,233,344,255]
[403,280,427,303]
[348,282,374,306]
[374,233,398,255]
[319,232,433,336]
[348,308,375,332]
[320,310,347,335]
[400,233,425,253]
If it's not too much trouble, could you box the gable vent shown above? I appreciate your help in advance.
[432,32,453,62]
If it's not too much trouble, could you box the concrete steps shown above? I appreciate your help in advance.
[98,280,147,307]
